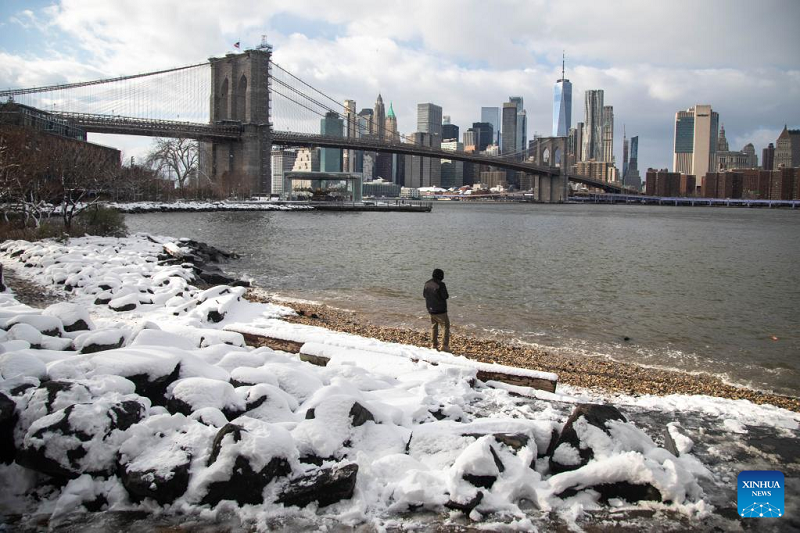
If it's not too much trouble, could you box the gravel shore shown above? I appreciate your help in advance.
[4,267,797,413]
[246,291,800,413]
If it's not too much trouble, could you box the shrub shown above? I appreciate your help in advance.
[75,205,128,237]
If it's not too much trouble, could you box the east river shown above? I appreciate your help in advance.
[126,203,800,397]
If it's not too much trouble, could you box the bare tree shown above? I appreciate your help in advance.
[49,137,119,229]
[0,127,52,227]
[146,137,198,192]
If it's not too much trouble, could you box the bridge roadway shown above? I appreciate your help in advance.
[54,112,629,194]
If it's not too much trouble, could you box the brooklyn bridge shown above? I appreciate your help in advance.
[0,45,634,202]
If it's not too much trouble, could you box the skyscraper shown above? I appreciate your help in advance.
[442,122,459,141]
[673,109,694,174]
[417,103,443,136]
[270,148,297,197]
[672,105,719,179]
[582,90,604,161]
[509,96,526,153]
[319,111,343,172]
[501,102,518,155]
[602,106,614,163]
[552,53,572,137]
[358,108,374,136]
[471,122,493,151]
[343,99,357,172]
[624,135,641,190]
[775,126,800,169]
[762,143,775,170]
[622,127,629,179]
[374,94,386,141]
[385,102,398,141]
[481,107,501,145]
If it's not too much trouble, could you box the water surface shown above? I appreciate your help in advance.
[127,203,800,396]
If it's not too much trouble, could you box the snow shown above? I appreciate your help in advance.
[109,201,314,213]
[1,233,798,530]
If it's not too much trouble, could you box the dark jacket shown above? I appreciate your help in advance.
[423,278,449,314]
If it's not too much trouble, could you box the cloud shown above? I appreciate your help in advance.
[1,0,798,171]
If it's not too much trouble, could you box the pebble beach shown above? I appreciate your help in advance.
[255,292,800,413]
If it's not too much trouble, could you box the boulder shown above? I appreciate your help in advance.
[445,491,484,514]
[549,403,627,474]
[43,303,94,332]
[125,363,181,406]
[17,398,147,478]
[118,414,214,505]
[304,401,375,427]
[200,420,294,506]
[0,392,17,464]
[75,330,126,354]
[165,377,245,420]
[277,463,359,508]
[4,315,63,338]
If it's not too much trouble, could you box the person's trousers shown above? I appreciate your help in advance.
[429,312,450,350]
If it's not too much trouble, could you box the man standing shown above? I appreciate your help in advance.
[423,268,450,351]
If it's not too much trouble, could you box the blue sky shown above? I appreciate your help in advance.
[1,0,799,169]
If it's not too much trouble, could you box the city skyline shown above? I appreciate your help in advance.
[0,0,798,171]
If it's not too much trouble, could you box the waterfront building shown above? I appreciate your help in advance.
[417,103,443,136]
[553,54,572,137]
[582,90,604,162]
[319,111,343,172]
[270,148,297,197]
[774,126,800,169]
[602,105,614,163]
[441,140,464,188]
[646,169,683,197]
[374,94,386,141]
[740,169,773,199]
[770,167,796,200]
[762,143,775,170]
[363,177,401,198]
[672,105,719,183]
[501,102,518,155]
[481,106,501,145]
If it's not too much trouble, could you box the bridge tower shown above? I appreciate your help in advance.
[203,49,272,194]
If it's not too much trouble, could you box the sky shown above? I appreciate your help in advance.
[1,0,799,171]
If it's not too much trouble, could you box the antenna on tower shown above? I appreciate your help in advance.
[562,50,565,80]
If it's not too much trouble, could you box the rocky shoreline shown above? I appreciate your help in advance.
[246,292,800,413]
[5,254,797,413]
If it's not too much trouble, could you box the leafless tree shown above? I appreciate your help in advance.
[146,137,198,192]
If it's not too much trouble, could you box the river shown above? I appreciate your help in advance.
[126,203,800,397]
